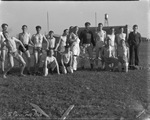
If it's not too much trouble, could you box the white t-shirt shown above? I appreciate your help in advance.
[95,30,106,48]
[60,35,67,47]
[19,32,31,45]
[116,33,126,46]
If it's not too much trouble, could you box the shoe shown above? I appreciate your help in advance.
[19,74,26,77]
[81,66,84,70]
[90,64,93,70]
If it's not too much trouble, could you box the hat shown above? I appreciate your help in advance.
[85,22,91,26]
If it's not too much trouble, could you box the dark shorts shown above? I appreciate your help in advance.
[19,44,29,52]
[47,47,55,56]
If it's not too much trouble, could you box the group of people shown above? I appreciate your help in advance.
[0,22,142,78]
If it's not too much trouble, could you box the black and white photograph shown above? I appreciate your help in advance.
[0,0,150,119]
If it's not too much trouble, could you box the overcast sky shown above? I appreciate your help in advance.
[0,0,149,38]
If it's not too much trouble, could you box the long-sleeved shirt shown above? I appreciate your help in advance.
[128,32,142,46]
[79,29,95,46]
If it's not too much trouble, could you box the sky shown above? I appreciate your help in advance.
[0,0,149,38]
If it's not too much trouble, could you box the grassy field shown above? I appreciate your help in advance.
[0,42,149,120]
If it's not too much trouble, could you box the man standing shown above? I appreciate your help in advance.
[115,27,126,47]
[128,25,142,67]
[95,23,107,69]
[31,26,49,74]
[79,22,95,69]
[0,23,8,73]
[18,25,34,74]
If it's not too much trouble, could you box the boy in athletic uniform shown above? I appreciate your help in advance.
[94,23,107,69]
[67,26,74,46]
[43,49,60,76]
[31,26,49,74]
[2,32,26,78]
[60,44,73,74]
[107,27,116,57]
[46,31,56,56]
[0,23,8,73]
[117,39,129,72]
[79,22,95,70]
[101,39,118,71]
[18,25,34,74]
[115,27,126,47]
[55,29,69,53]
[71,26,80,71]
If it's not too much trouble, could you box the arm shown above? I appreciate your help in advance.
[127,33,131,46]
[43,35,49,50]
[61,54,65,68]
[69,52,73,67]
[13,37,26,50]
[28,33,34,47]
[127,47,129,62]
[54,58,60,74]
[1,41,6,50]
[91,31,95,47]
[55,37,61,51]
[115,35,118,46]
[139,33,142,45]
[79,31,83,46]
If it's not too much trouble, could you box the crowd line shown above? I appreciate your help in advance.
[0,22,142,78]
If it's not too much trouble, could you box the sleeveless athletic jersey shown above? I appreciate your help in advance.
[107,34,115,47]
[95,30,106,48]
[60,36,67,47]
[0,32,6,48]
[32,34,44,48]
[47,37,56,49]
[116,33,126,46]
[19,33,31,45]
[71,34,80,56]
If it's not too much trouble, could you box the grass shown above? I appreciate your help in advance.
[0,42,149,120]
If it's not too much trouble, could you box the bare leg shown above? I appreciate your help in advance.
[14,54,26,76]
[53,59,60,74]
[3,54,14,78]
[43,58,48,76]
[72,56,78,71]
[1,50,6,73]
[34,50,38,73]
[95,47,100,68]
[18,50,23,67]
[37,52,42,73]
[24,50,31,72]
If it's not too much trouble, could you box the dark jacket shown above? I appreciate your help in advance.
[128,32,142,46]
[79,29,95,46]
